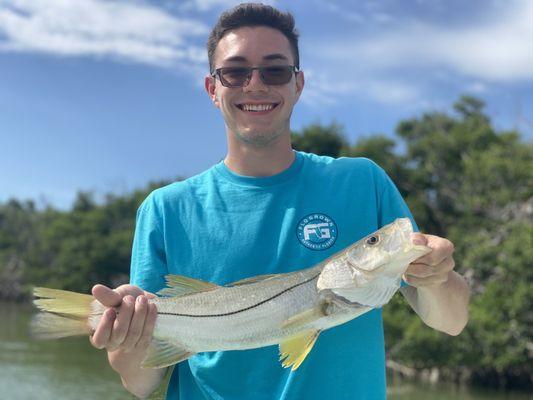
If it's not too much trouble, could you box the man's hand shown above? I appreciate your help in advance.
[90,284,158,353]
[403,233,456,288]
[400,233,469,335]
[89,284,165,398]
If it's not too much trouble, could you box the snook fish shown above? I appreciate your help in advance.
[31,218,430,371]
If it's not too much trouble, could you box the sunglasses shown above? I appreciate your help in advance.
[212,65,298,88]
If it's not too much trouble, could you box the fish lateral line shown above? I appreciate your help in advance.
[157,273,321,318]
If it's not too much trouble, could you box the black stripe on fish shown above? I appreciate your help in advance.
[157,273,320,318]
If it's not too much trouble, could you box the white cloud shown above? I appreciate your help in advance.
[465,82,489,94]
[0,0,209,67]
[299,0,533,108]
[315,0,394,24]
[318,2,364,23]
[364,80,420,104]
[301,69,420,107]
[321,0,533,82]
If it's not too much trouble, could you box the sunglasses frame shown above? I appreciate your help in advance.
[212,65,299,88]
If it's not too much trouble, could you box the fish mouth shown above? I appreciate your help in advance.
[392,218,415,244]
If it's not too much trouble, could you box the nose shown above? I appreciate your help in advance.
[244,69,268,92]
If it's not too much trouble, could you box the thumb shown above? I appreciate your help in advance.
[91,284,122,307]
[411,232,428,246]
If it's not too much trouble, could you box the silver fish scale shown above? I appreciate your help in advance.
[30,219,429,370]
[152,268,320,317]
[150,267,325,352]
[140,219,426,355]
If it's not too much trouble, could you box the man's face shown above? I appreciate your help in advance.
[205,26,304,147]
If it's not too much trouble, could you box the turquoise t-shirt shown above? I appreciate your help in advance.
[130,151,416,400]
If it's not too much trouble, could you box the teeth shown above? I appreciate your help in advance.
[241,104,275,112]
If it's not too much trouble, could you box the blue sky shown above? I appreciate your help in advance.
[1,0,532,209]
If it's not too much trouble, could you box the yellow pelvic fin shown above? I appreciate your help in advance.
[279,330,321,371]
[33,287,94,318]
[146,366,175,400]
[157,274,219,298]
[142,338,194,369]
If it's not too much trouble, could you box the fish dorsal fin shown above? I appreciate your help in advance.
[229,274,279,286]
[142,338,194,369]
[157,274,219,298]
[279,330,321,371]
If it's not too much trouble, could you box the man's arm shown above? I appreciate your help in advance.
[400,234,470,336]
[90,284,167,399]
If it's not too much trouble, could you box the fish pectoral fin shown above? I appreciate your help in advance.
[281,307,326,330]
[157,274,219,297]
[282,297,338,330]
[279,330,321,371]
[142,338,194,369]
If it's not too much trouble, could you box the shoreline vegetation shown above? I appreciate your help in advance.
[1,96,531,391]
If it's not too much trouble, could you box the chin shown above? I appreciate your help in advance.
[235,129,283,147]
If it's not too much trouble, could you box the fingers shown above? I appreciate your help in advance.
[90,293,158,353]
[406,257,455,278]
[90,308,116,349]
[403,272,450,287]
[405,257,455,287]
[92,284,123,308]
[411,232,428,246]
[106,296,136,351]
[114,284,146,299]
[120,296,149,351]
[92,284,149,307]
[136,302,158,351]
[414,234,454,266]
[88,282,157,353]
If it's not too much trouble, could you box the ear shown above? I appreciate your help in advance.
[294,70,305,102]
[205,74,220,108]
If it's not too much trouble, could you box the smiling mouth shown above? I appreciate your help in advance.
[236,103,280,112]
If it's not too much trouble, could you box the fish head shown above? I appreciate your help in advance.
[316,218,431,304]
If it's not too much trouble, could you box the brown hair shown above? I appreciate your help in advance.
[207,3,300,73]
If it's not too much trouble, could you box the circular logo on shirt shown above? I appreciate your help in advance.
[296,213,338,250]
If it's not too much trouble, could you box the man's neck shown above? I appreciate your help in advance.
[224,133,295,177]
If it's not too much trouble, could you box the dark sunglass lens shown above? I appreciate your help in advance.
[220,67,250,86]
[261,66,293,85]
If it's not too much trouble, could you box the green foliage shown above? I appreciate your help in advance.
[386,98,531,389]
[0,182,172,300]
[291,122,348,157]
[2,96,531,389]
[291,96,532,389]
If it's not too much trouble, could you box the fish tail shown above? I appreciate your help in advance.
[31,312,91,339]
[31,287,97,339]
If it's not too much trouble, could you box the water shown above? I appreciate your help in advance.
[0,303,529,400]
[0,303,131,400]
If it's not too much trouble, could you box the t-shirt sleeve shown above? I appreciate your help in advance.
[371,162,418,288]
[370,163,418,232]
[130,196,168,294]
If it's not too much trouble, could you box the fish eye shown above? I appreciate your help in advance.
[366,235,380,245]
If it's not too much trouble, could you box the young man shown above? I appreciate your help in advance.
[90,4,469,399]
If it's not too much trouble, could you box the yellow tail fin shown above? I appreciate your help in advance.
[31,287,98,339]
[31,312,91,339]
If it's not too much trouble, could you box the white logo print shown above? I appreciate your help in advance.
[303,223,331,241]
[296,213,338,250]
